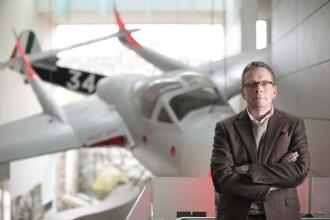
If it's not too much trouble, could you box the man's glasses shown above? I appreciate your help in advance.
[243,80,274,88]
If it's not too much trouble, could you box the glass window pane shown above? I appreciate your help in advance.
[170,87,225,120]
[158,108,173,123]
[256,20,267,50]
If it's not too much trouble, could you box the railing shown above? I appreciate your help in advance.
[176,218,215,220]
[126,177,330,220]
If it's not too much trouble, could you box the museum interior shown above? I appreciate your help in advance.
[0,0,330,219]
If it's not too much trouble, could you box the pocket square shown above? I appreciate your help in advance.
[280,131,289,137]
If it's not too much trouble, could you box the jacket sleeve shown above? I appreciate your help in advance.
[211,122,270,201]
[248,118,310,187]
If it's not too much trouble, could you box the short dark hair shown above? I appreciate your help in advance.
[241,61,275,87]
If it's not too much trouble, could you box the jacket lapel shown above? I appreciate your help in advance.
[259,109,285,163]
[234,110,258,163]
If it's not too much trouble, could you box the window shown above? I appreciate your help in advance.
[256,20,267,50]
[134,79,182,119]
[158,108,173,123]
[170,87,225,120]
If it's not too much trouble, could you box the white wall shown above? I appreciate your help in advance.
[242,0,257,51]
[271,0,330,176]
[224,0,260,57]
[0,0,57,212]
[10,155,56,202]
[0,0,54,124]
[224,0,242,57]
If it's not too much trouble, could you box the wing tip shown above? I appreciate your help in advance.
[113,4,143,48]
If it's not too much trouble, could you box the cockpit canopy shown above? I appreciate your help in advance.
[133,71,226,122]
[169,86,223,120]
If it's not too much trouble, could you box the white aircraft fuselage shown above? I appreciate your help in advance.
[96,71,234,176]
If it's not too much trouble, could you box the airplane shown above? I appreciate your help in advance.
[0,9,270,179]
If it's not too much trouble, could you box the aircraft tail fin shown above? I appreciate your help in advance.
[14,30,67,122]
[7,30,42,74]
[113,5,193,72]
[10,29,42,58]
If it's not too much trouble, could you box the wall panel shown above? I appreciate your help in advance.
[304,119,330,176]
[271,30,297,76]
[274,74,297,114]
[297,0,328,24]
[271,0,330,177]
[272,0,297,43]
[297,2,330,69]
[296,61,330,119]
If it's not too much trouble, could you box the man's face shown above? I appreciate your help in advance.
[240,67,277,111]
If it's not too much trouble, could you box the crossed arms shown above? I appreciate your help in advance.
[211,118,310,200]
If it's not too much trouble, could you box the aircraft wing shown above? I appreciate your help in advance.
[114,8,193,72]
[112,8,271,100]
[63,95,134,148]
[0,32,134,164]
[0,113,80,164]
[0,95,134,164]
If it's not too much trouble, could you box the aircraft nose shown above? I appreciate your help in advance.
[174,106,233,177]
[180,113,227,177]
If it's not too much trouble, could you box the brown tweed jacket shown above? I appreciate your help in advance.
[211,108,310,220]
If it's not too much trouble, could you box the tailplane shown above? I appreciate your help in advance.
[2,28,132,71]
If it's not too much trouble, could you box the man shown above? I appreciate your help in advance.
[211,61,310,220]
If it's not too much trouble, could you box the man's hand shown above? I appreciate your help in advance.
[269,152,299,193]
[281,151,299,163]
[233,164,249,174]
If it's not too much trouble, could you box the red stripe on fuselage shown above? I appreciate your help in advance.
[114,10,143,48]
[91,136,125,147]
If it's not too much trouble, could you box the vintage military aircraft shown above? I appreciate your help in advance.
[0,9,270,178]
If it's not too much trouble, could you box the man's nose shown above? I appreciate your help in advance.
[255,84,264,93]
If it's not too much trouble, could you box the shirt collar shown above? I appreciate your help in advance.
[247,106,274,126]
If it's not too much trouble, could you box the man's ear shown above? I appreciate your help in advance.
[273,85,278,98]
[240,87,246,99]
